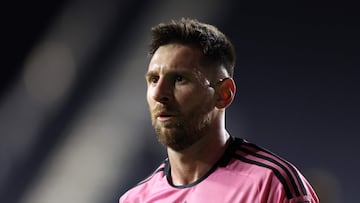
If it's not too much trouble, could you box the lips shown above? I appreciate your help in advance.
[155,111,176,121]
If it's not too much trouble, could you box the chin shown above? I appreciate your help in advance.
[158,132,204,152]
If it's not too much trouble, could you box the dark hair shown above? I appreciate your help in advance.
[149,18,236,77]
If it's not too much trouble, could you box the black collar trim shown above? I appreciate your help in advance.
[164,136,243,188]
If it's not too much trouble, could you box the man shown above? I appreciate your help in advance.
[119,18,319,203]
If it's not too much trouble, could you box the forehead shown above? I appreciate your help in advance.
[148,44,206,74]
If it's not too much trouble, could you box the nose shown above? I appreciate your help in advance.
[150,78,172,103]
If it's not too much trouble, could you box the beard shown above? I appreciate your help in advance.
[151,103,213,151]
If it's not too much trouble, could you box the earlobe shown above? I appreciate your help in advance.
[216,78,236,109]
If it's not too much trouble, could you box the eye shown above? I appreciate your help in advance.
[173,74,191,86]
[147,75,159,84]
[175,75,185,83]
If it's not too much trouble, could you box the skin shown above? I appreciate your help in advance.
[146,43,236,186]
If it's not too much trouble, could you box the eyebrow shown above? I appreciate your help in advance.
[145,70,156,79]
[145,70,194,79]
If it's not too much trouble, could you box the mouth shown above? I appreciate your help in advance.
[156,112,175,121]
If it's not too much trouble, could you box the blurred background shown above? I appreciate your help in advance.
[1,0,359,202]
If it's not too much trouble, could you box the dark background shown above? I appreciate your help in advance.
[1,1,359,203]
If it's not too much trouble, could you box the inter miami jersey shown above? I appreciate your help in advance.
[120,136,319,203]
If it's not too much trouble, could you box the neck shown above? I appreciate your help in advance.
[167,121,230,186]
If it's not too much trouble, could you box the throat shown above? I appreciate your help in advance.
[166,160,215,186]
[166,130,231,186]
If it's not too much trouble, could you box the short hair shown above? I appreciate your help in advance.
[149,18,236,77]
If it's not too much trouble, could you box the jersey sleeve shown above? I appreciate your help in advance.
[119,191,129,203]
[265,172,319,203]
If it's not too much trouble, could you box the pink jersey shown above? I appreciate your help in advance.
[119,137,319,203]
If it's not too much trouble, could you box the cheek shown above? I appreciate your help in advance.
[146,89,154,107]
[174,88,195,104]
[176,88,212,110]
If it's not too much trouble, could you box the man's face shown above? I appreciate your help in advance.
[146,44,217,151]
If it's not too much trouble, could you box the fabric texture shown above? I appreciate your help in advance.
[119,136,319,203]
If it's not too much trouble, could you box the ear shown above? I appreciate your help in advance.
[215,78,236,109]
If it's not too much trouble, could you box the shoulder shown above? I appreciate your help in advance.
[222,137,318,202]
[119,160,167,203]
